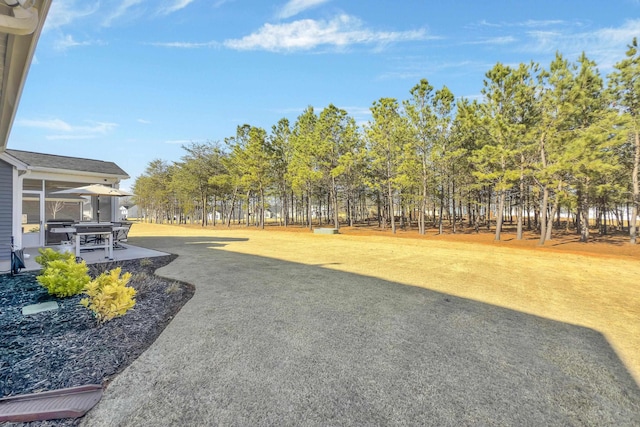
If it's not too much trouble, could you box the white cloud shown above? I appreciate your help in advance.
[477,19,567,29]
[151,40,219,48]
[465,36,517,46]
[213,0,235,7]
[377,59,479,81]
[137,119,152,124]
[224,14,433,52]
[165,139,202,144]
[46,134,104,140]
[103,0,145,27]
[519,19,566,28]
[18,118,73,131]
[525,19,640,69]
[276,0,330,19]
[17,118,117,140]
[158,0,195,15]
[43,0,99,31]
[53,34,94,51]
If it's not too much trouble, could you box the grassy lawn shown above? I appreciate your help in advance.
[129,222,640,385]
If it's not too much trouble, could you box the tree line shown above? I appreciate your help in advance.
[133,39,640,245]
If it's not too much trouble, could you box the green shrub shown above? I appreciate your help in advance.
[36,258,91,297]
[80,267,136,324]
[35,247,74,270]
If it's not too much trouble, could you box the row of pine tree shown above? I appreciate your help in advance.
[133,39,640,244]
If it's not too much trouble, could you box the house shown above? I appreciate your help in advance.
[0,149,129,259]
[0,0,53,260]
[119,203,139,221]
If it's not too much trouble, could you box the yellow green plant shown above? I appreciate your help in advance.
[36,257,90,297]
[35,247,74,270]
[81,267,136,323]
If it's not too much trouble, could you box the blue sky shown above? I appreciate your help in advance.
[8,0,640,190]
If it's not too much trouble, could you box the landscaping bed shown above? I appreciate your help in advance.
[0,255,194,426]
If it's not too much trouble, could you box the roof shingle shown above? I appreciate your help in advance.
[5,149,129,178]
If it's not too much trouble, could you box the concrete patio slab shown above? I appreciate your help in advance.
[0,243,169,273]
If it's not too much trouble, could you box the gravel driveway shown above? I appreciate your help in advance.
[81,234,640,426]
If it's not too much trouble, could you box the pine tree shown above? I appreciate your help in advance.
[290,107,320,229]
[270,118,292,226]
[315,104,358,229]
[473,63,527,241]
[564,53,621,242]
[367,98,408,234]
[404,79,436,235]
[609,38,640,244]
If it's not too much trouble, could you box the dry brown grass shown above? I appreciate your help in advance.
[129,221,640,384]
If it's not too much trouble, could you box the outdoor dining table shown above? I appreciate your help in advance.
[50,223,126,260]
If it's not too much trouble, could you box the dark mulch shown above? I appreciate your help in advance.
[0,255,194,427]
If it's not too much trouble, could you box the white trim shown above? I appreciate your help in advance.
[22,169,123,185]
[11,165,21,248]
[0,150,28,169]
[24,166,128,180]
[21,188,43,247]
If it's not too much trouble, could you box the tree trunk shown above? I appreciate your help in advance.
[388,179,396,234]
[538,185,549,245]
[201,196,207,227]
[451,177,457,234]
[630,131,639,244]
[260,187,265,229]
[486,188,491,230]
[212,195,217,226]
[332,176,340,229]
[579,188,590,243]
[438,189,444,235]
[419,173,427,235]
[494,191,505,241]
[307,191,312,230]
[245,191,251,227]
[517,155,525,240]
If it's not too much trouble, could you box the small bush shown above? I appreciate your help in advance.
[165,282,182,294]
[139,258,153,268]
[81,267,136,324]
[35,247,74,270]
[36,258,90,297]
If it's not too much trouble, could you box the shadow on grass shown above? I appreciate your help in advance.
[91,234,640,426]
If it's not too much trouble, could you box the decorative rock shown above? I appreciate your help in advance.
[22,301,59,316]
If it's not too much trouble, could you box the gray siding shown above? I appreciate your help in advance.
[0,159,12,261]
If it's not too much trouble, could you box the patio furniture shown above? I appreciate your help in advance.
[111,222,132,249]
[55,224,115,260]
[45,220,74,245]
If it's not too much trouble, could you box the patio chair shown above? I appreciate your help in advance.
[112,222,132,249]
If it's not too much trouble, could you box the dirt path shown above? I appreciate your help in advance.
[129,222,640,385]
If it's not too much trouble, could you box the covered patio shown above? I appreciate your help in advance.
[0,149,131,261]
